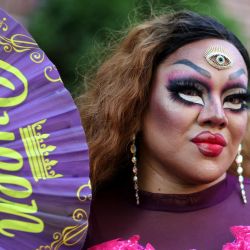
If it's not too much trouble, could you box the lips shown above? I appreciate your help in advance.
[191,131,227,157]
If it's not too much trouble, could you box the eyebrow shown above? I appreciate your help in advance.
[173,59,211,79]
[229,68,246,80]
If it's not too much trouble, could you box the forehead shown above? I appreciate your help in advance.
[162,38,247,74]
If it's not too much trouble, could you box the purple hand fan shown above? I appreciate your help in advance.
[0,8,91,250]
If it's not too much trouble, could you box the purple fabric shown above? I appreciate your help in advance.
[0,8,90,250]
[84,174,250,250]
[138,174,236,212]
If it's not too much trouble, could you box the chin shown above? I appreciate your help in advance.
[192,156,230,182]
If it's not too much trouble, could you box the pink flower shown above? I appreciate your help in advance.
[88,235,155,250]
[223,226,250,250]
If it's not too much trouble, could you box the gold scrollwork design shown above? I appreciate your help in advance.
[44,66,62,83]
[77,180,92,202]
[0,32,63,85]
[0,17,8,31]
[36,179,91,249]
[0,33,38,53]
[37,209,88,250]
[30,51,45,64]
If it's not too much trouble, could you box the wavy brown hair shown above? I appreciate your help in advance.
[78,10,250,191]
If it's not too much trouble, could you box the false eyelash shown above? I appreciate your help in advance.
[224,93,250,102]
[167,78,205,92]
[166,78,204,106]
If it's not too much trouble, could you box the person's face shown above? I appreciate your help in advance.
[141,38,248,185]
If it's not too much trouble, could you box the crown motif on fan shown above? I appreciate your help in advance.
[19,119,63,182]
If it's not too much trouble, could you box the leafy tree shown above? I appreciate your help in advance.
[28,0,242,96]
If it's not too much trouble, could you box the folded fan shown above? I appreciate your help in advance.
[0,8,91,250]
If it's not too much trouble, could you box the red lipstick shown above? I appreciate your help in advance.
[191,131,227,157]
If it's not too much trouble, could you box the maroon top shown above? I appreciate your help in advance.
[83,174,250,250]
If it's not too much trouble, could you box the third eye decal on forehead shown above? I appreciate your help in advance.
[204,46,233,70]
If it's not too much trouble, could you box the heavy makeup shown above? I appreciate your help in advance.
[139,39,249,194]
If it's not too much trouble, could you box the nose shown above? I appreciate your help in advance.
[197,99,228,129]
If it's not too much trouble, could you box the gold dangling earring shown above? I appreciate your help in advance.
[130,135,139,205]
[236,144,247,204]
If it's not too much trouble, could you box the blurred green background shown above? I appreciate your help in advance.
[27,0,244,97]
